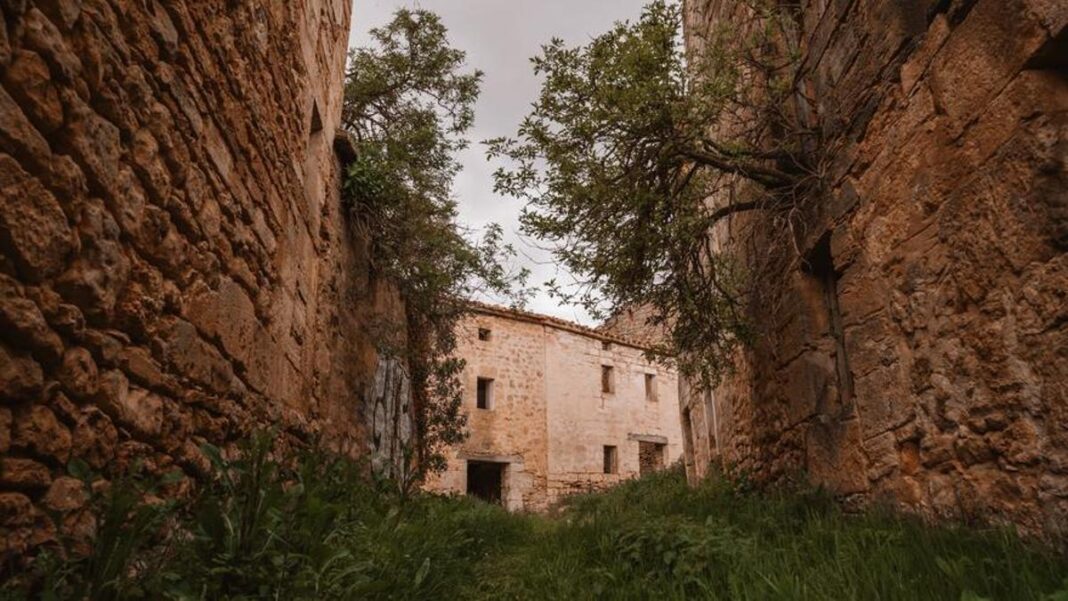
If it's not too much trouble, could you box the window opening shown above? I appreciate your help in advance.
[603,445,618,474]
[476,377,494,410]
[601,365,614,394]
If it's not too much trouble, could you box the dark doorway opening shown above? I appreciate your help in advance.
[638,441,666,475]
[467,461,505,504]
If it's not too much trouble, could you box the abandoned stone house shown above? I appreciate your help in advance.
[679,0,1067,536]
[0,0,1064,565]
[424,303,682,511]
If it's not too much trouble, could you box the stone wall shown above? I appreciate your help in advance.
[0,0,407,560]
[681,0,1067,536]
[425,304,682,511]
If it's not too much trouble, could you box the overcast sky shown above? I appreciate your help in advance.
[348,0,648,325]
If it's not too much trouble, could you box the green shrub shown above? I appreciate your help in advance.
[5,445,1065,600]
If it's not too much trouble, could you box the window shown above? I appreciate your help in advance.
[476,377,494,409]
[644,373,657,402]
[601,365,614,394]
[601,340,612,351]
[603,445,618,474]
[478,327,491,341]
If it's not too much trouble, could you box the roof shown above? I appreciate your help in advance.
[466,300,655,352]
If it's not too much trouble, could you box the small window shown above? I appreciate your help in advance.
[601,340,612,351]
[476,377,494,410]
[601,365,614,394]
[478,327,491,341]
[603,445,618,474]
[644,374,657,402]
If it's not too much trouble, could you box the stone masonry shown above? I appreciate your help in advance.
[0,0,408,561]
[680,0,1067,536]
[425,303,682,511]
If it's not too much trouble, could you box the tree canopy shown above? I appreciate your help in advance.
[488,0,806,387]
[342,9,528,483]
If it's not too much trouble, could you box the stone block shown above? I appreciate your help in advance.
[42,476,87,512]
[0,457,52,490]
[0,345,43,403]
[57,347,97,400]
[95,370,164,439]
[0,155,74,280]
[0,492,35,527]
[0,86,50,170]
[3,50,64,134]
[157,318,235,395]
[0,295,63,365]
[71,407,117,469]
[60,95,120,198]
[21,8,81,82]
[56,200,130,318]
[12,405,71,462]
[805,418,870,495]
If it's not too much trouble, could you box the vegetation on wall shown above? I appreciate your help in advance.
[488,0,814,388]
[341,9,529,482]
[9,442,1066,600]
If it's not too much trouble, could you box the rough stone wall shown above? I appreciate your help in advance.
[682,0,1067,535]
[428,312,548,510]
[543,317,681,505]
[425,306,681,510]
[0,0,408,560]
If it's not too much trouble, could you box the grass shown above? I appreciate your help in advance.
[4,436,1066,600]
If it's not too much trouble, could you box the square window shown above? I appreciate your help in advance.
[601,365,614,394]
[478,328,492,341]
[476,377,494,410]
[601,340,612,351]
[603,445,618,474]
[644,373,657,402]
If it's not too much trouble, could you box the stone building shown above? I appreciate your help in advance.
[680,0,1067,535]
[0,1,411,560]
[425,303,682,511]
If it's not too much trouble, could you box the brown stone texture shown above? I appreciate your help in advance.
[682,0,1068,536]
[0,0,404,561]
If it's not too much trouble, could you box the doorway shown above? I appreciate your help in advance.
[638,441,666,475]
[466,461,506,504]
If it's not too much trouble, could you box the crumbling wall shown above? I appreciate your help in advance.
[0,0,408,560]
[682,0,1067,535]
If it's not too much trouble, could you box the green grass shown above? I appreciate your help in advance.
[5,437,1067,600]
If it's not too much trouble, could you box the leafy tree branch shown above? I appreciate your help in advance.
[342,9,530,484]
[488,0,811,387]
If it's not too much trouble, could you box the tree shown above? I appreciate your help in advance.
[488,0,810,388]
[342,9,528,485]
